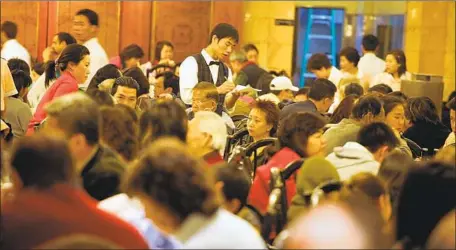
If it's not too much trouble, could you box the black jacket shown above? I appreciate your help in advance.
[403,121,450,154]
[81,145,126,201]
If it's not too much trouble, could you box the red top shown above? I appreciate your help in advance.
[248,147,301,214]
[203,150,225,167]
[27,71,79,134]
[1,183,149,249]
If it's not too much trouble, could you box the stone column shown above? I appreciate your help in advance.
[404,1,455,99]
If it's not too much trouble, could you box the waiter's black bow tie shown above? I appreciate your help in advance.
[209,61,220,66]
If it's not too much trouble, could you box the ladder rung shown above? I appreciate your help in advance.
[311,14,333,21]
[308,34,333,40]
[303,72,316,78]
[306,53,333,59]
[312,20,331,25]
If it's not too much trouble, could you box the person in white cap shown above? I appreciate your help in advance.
[258,76,298,105]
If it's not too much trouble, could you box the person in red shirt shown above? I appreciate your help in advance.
[248,112,327,214]
[1,134,149,249]
[187,111,227,166]
[27,44,90,133]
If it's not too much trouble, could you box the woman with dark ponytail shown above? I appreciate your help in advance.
[27,44,90,134]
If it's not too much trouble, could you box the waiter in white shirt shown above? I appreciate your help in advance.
[72,9,108,91]
[358,34,386,80]
[1,21,31,67]
[179,23,238,105]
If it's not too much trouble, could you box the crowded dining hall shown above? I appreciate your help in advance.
[1,1,455,249]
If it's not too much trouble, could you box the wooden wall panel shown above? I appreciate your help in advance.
[0,1,40,60]
[1,1,243,64]
[37,2,49,61]
[55,1,120,58]
[120,1,152,63]
[211,1,244,45]
[153,1,211,63]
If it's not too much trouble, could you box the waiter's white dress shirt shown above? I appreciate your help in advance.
[80,37,108,91]
[179,49,232,105]
[1,39,31,67]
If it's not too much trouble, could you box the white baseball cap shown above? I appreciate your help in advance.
[270,76,299,92]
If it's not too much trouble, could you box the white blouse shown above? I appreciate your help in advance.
[370,71,412,91]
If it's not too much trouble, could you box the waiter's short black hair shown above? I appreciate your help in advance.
[362,34,380,51]
[209,23,239,44]
[1,21,17,39]
[76,9,99,26]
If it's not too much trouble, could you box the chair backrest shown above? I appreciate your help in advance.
[227,146,254,181]
[146,64,176,79]
[245,138,278,176]
[231,115,248,131]
[263,158,305,241]
[223,128,252,160]
[231,114,248,123]
[402,137,424,159]
[281,159,305,181]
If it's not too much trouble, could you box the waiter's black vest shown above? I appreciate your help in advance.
[192,54,229,86]
[192,53,229,104]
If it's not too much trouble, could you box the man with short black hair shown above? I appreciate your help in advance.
[154,71,180,98]
[358,34,386,78]
[243,43,259,64]
[344,82,364,98]
[111,76,140,109]
[180,23,239,105]
[52,32,77,56]
[43,92,125,201]
[294,87,310,102]
[73,9,109,91]
[214,164,261,231]
[280,78,336,120]
[323,94,385,154]
[368,83,393,96]
[307,53,343,87]
[1,21,31,66]
[326,122,400,180]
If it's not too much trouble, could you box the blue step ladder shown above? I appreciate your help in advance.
[299,9,337,87]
